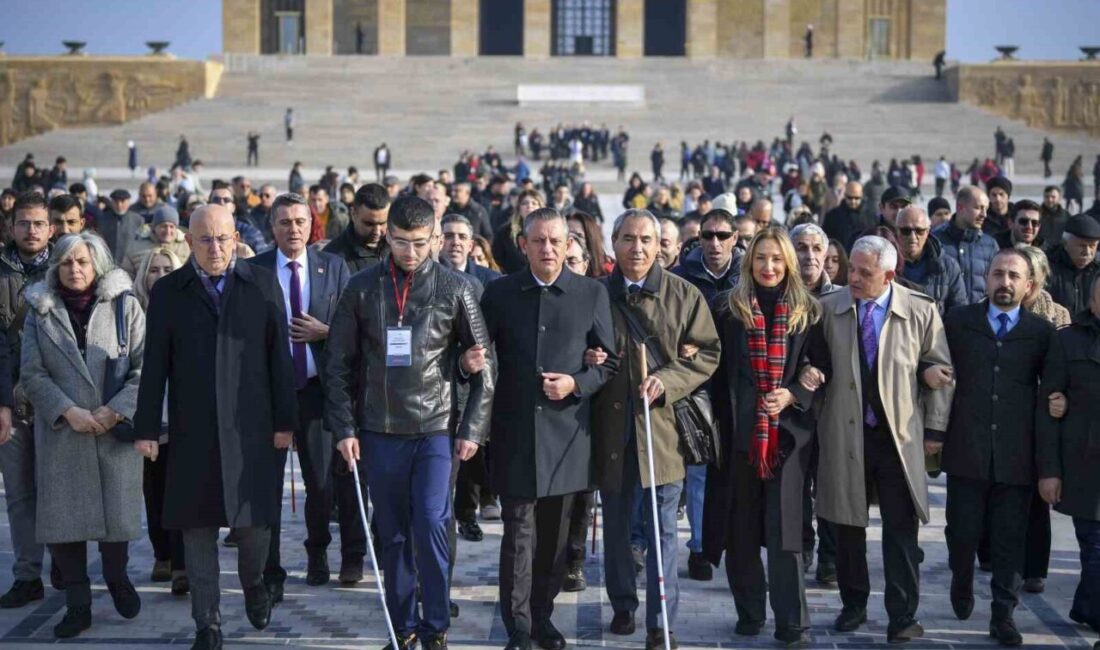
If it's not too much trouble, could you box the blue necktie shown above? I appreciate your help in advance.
[995,313,1010,340]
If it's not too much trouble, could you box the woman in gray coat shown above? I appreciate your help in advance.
[20,232,145,639]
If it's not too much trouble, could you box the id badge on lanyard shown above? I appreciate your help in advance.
[387,263,414,367]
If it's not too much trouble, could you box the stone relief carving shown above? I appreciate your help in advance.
[960,66,1100,137]
[0,63,195,147]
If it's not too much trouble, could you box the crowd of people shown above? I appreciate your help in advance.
[0,129,1098,650]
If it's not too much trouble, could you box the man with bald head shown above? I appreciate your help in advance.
[823,181,874,252]
[934,186,999,304]
[135,204,298,650]
[750,197,778,231]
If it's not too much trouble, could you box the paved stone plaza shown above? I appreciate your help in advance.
[0,471,1094,649]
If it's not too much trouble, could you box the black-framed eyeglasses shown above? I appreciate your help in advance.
[700,231,735,241]
[897,227,929,237]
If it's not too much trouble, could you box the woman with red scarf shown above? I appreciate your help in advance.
[701,227,821,646]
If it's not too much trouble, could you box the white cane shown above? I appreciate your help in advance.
[640,345,672,650]
[350,458,400,650]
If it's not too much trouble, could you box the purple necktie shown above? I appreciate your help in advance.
[860,303,878,427]
[288,261,307,390]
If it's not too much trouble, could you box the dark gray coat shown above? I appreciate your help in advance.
[134,261,298,530]
[481,268,619,498]
[22,270,145,543]
[941,302,1058,486]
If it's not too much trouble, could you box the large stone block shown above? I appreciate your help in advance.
[223,0,261,54]
[686,0,718,58]
[378,0,407,54]
[0,57,223,147]
[617,0,643,58]
[908,0,945,61]
[834,0,863,58]
[718,0,764,58]
[951,62,1100,137]
[306,0,335,55]
[763,0,791,59]
[524,0,551,57]
[451,0,479,56]
[407,0,451,55]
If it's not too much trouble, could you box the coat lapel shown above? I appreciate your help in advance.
[833,288,861,398]
[306,248,327,319]
[39,304,98,389]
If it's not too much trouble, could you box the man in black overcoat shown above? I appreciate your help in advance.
[939,248,1059,646]
[134,205,298,650]
[480,207,618,650]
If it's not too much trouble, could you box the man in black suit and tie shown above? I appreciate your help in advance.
[940,248,1060,646]
[247,193,365,599]
[441,213,501,290]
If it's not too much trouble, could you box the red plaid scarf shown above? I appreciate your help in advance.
[747,295,789,479]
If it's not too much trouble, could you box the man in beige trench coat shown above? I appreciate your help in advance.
[801,235,954,644]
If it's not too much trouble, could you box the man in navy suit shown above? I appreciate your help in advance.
[247,193,366,600]
[440,213,501,290]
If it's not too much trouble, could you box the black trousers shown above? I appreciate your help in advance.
[727,455,809,633]
[266,379,367,584]
[834,427,922,625]
[454,443,495,521]
[144,441,185,571]
[565,490,595,569]
[50,541,129,607]
[946,474,1031,621]
[499,493,575,635]
[977,488,1050,580]
[803,438,836,565]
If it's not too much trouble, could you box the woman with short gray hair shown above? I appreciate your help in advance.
[20,232,146,638]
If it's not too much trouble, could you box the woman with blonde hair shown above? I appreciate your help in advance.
[133,246,184,310]
[491,188,545,274]
[470,235,501,272]
[1015,244,1070,328]
[702,227,821,645]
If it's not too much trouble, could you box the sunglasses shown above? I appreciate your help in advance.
[209,196,234,205]
[897,227,929,237]
[700,231,735,241]
[1016,218,1040,228]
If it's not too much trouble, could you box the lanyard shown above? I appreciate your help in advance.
[390,262,413,326]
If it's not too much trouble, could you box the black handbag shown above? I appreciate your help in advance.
[614,302,721,468]
[102,291,136,442]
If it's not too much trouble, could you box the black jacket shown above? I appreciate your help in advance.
[822,203,875,252]
[135,262,299,529]
[899,235,968,315]
[481,268,619,498]
[934,217,999,304]
[942,302,1058,486]
[1046,245,1100,315]
[1039,312,1100,520]
[702,306,814,561]
[1038,205,1071,244]
[322,224,387,274]
[0,243,50,390]
[491,222,527,274]
[449,200,494,241]
[670,247,744,310]
[324,256,494,444]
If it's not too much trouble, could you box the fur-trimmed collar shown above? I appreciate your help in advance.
[24,268,133,315]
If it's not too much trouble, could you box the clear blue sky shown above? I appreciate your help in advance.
[1,0,1097,61]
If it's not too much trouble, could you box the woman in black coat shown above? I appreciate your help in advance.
[702,227,821,646]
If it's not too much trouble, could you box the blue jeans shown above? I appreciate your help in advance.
[685,464,706,553]
[1071,517,1100,631]
[362,432,453,638]
[603,441,682,630]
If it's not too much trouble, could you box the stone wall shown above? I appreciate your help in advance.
[0,57,223,148]
[406,0,451,55]
[948,62,1100,138]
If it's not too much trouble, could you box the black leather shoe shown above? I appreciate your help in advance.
[423,633,447,650]
[50,562,63,590]
[339,557,364,585]
[561,565,586,592]
[265,579,284,604]
[775,627,811,646]
[381,631,418,650]
[505,630,532,650]
[951,576,974,620]
[305,554,330,586]
[450,600,459,618]
[222,530,239,548]
[610,611,635,635]
[107,578,141,619]
[1023,577,1045,593]
[533,619,566,650]
[734,620,762,636]
[887,619,924,644]
[53,605,91,639]
[645,628,677,650]
[191,626,223,650]
[171,572,190,595]
[151,560,172,582]
[815,562,838,586]
[834,607,867,632]
[687,552,712,581]
[989,619,1023,647]
[458,518,484,542]
[0,579,43,608]
[244,586,272,630]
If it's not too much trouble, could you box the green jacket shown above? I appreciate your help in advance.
[592,264,720,491]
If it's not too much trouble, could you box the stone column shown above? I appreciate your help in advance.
[762,0,790,59]
[834,0,863,58]
[305,0,334,55]
[451,0,479,56]
[686,0,717,58]
[223,0,261,54]
[524,0,551,57]
[616,0,643,58]
[378,0,406,55]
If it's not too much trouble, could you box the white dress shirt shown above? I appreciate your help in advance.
[276,248,317,379]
